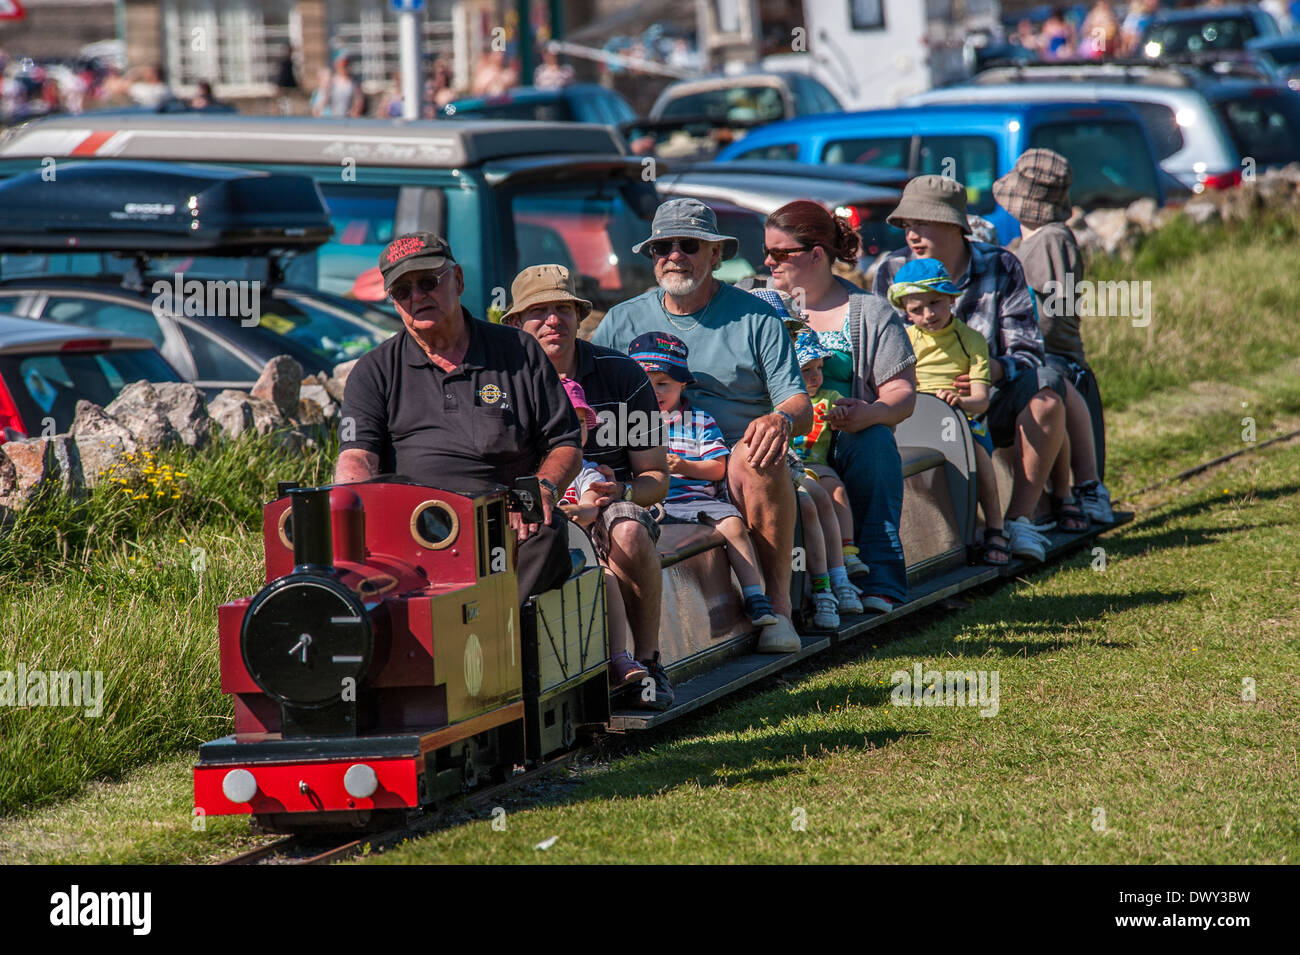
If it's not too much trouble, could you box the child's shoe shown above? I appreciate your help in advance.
[832,580,864,615]
[743,593,779,627]
[811,591,840,629]
[843,552,870,578]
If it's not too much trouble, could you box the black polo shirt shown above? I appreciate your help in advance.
[574,339,665,483]
[340,312,581,493]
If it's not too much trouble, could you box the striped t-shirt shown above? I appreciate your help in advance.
[664,401,729,502]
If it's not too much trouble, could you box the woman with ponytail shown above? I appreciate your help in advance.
[765,200,917,611]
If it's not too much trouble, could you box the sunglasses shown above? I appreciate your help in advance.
[389,269,452,300]
[649,237,702,258]
[764,244,814,263]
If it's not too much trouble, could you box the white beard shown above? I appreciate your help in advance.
[659,270,704,298]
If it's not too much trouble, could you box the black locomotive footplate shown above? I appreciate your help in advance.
[197,733,427,765]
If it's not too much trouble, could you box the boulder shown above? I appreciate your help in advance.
[0,435,84,503]
[104,381,181,451]
[70,401,139,486]
[1221,186,1262,223]
[207,390,256,440]
[1083,208,1137,256]
[153,381,212,449]
[1125,198,1160,233]
[1183,201,1221,226]
[250,355,304,419]
[1072,225,1104,255]
[331,358,359,390]
[323,376,347,404]
[1066,205,1087,230]
[299,383,338,420]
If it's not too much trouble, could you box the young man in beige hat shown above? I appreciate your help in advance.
[503,264,675,709]
[994,149,1114,524]
[872,175,1077,558]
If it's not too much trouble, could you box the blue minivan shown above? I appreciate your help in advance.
[716,102,1167,242]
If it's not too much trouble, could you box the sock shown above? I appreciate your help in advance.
[829,566,850,589]
[812,574,831,593]
[741,584,763,600]
[842,541,859,556]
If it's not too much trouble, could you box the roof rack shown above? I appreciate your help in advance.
[0,161,332,257]
[973,59,1196,88]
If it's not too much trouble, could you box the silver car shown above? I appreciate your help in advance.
[904,67,1241,193]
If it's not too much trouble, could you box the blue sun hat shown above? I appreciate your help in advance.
[794,329,833,368]
[887,257,962,308]
[747,286,809,339]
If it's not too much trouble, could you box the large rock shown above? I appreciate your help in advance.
[153,381,212,449]
[250,355,304,419]
[0,435,84,504]
[299,383,338,420]
[70,401,139,486]
[1183,200,1221,226]
[1125,198,1160,233]
[208,389,255,440]
[1083,208,1139,256]
[104,381,181,451]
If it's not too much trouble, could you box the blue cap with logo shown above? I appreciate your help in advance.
[629,330,694,384]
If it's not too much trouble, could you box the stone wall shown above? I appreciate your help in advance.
[0,354,354,513]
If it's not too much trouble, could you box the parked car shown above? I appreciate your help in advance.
[0,116,659,321]
[1141,6,1281,61]
[640,70,844,160]
[0,313,182,443]
[441,84,638,126]
[905,69,1245,193]
[1248,36,1300,91]
[653,166,902,277]
[715,102,1166,242]
[0,161,398,393]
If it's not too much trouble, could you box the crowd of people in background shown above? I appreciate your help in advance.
[1006,0,1299,60]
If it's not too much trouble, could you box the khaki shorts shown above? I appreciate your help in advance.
[588,500,661,562]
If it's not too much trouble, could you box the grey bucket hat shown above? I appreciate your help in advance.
[632,197,738,259]
[886,175,972,234]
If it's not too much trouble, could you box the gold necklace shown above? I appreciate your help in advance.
[661,287,715,333]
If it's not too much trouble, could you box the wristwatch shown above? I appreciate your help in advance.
[621,481,635,502]
[538,477,559,500]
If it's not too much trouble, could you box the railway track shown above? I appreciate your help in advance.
[219,747,595,865]
[216,432,1300,866]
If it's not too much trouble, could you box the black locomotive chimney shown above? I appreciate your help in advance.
[289,487,334,572]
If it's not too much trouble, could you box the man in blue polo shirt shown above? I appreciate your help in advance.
[336,232,582,602]
[591,198,812,653]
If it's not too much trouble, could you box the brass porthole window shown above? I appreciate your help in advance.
[410,500,460,550]
[277,506,294,551]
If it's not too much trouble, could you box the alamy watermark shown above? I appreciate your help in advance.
[1041,275,1153,328]
[0,663,103,717]
[890,662,999,717]
[152,272,262,327]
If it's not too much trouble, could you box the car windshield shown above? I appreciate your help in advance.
[1213,92,1300,165]
[1,347,180,437]
[1261,44,1300,67]
[711,206,767,280]
[659,85,786,123]
[446,98,574,122]
[250,294,392,366]
[1147,17,1261,55]
[508,181,658,315]
[1030,120,1160,206]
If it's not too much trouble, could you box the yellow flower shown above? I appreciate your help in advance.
[178,538,187,544]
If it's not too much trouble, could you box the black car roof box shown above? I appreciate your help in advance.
[0,160,333,255]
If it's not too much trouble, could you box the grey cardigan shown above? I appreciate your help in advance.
[839,276,916,404]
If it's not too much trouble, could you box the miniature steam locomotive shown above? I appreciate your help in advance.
[193,480,609,831]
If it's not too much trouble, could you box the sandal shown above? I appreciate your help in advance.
[981,529,1012,566]
[1051,496,1090,534]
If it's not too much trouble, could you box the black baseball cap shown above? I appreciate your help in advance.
[379,231,456,288]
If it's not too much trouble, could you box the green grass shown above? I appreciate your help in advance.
[357,444,1300,864]
[0,430,337,814]
[1,203,1299,861]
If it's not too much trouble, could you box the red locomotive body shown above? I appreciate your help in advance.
[194,480,609,831]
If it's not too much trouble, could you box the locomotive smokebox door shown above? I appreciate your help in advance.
[241,575,373,736]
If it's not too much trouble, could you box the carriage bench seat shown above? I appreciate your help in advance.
[898,446,947,479]
[656,521,726,569]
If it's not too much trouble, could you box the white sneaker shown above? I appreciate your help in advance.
[832,580,864,615]
[756,614,802,653]
[811,591,840,629]
[1007,516,1047,561]
[1075,481,1115,523]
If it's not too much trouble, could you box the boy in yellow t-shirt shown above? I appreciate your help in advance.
[888,259,1009,566]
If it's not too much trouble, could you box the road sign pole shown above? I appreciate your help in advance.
[399,7,421,119]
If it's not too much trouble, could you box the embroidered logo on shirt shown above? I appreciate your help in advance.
[478,384,504,405]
